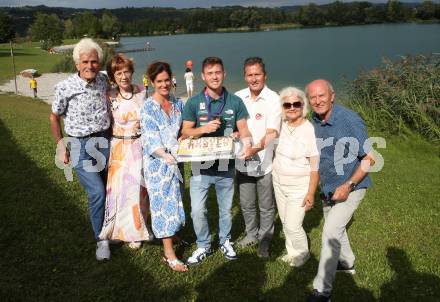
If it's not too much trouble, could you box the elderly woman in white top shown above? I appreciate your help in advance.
[272,86,319,267]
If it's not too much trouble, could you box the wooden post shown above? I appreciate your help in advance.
[10,40,18,94]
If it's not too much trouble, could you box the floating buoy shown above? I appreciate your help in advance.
[186,60,193,68]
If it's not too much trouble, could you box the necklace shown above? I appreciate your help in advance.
[118,85,133,100]
[286,119,303,135]
[286,124,297,135]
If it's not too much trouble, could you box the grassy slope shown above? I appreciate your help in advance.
[0,94,439,301]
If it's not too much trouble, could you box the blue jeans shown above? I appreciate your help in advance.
[70,133,110,241]
[189,168,234,249]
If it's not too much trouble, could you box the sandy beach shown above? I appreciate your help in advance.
[0,73,70,104]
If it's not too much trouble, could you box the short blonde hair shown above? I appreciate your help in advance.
[72,38,103,64]
[106,53,134,83]
[279,86,309,118]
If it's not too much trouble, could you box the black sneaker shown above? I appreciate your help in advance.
[336,261,355,274]
[306,289,331,302]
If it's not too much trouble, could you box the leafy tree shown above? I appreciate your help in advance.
[347,2,371,24]
[365,5,387,23]
[73,12,101,38]
[326,1,350,25]
[248,8,263,29]
[386,0,409,22]
[4,3,440,38]
[29,13,64,50]
[296,4,326,26]
[101,12,121,39]
[416,1,436,20]
[0,11,15,42]
[63,19,74,39]
[229,10,243,27]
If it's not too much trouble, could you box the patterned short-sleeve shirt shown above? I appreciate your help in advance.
[52,72,110,137]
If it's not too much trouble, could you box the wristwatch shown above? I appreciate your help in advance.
[347,180,357,191]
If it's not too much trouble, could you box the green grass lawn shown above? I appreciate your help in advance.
[0,94,439,301]
[0,42,66,84]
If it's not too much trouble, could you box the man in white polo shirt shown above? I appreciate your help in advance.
[235,57,281,258]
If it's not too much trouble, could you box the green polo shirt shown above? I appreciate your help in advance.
[182,88,249,175]
[182,88,249,136]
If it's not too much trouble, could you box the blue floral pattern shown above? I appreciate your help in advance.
[140,96,185,238]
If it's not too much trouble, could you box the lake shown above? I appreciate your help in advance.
[118,23,440,97]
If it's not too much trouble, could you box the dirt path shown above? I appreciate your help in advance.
[0,73,70,104]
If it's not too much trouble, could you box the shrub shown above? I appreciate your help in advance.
[347,55,440,143]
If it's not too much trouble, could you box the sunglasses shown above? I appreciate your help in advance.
[282,101,303,109]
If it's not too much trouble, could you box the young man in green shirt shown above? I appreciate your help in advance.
[182,56,252,265]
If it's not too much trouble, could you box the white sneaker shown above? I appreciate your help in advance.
[128,241,142,249]
[96,240,111,261]
[280,254,295,265]
[220,239,237,260]
[186,247,212,266]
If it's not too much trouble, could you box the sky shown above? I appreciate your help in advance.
[0,0,426,9]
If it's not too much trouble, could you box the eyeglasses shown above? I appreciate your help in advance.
[282,101,303,109]
[114,71,132,78]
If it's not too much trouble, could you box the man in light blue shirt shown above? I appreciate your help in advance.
[306,79,375,302]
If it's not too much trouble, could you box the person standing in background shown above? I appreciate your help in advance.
[143,73,149,97]
[184,67,194,99]
[172,75,177,95]
[29,77,37,98]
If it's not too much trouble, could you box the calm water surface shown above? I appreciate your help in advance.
[118,24,440,97]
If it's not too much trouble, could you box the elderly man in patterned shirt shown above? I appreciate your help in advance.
[49,38,111,261]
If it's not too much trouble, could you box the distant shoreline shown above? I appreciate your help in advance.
[117,20,440,38]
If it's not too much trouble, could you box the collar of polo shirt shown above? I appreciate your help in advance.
[243,85,270,102]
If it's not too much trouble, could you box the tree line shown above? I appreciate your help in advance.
[1,1,440,48]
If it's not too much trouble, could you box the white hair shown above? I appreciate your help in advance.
[72,38,103,64]
[279,86,309,118]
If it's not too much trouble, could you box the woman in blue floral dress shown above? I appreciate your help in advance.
[140,61,187,272]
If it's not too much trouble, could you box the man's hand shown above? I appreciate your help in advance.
[302,193,314,211]
[244,147,259,160]
[178,134,188,142]
[231,131,240,139]
[332,183,351,202]
[237,141,253,160]
[63,148,70,164]
[57,143,70,165]
[202,120,221,134]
